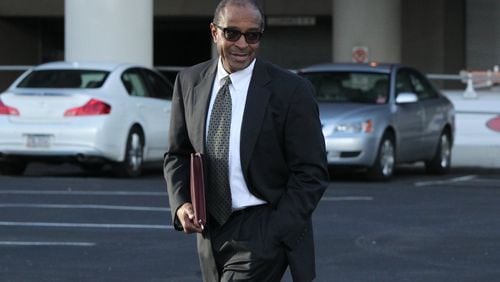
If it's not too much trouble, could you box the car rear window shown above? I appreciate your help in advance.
[17,70,110,89]
[301,72,390,104]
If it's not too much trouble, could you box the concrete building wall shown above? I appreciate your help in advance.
[0,18,42,89]
[401,0,465,89]
[401,0,465,74]
[0,0,64,16]
[0,0,482,90]
[466,0,500,70]
[259,18,332,69]
[0,0,332,17]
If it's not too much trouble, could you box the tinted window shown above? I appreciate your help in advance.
[18,70,109,88]
[142,69,173,100]
[408,71,439,100]
[121,69,152,97]
[301,72,390,104]
[396,69,413,94]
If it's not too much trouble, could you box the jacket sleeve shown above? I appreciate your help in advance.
[270,78,329,250]
[163,73,193,231]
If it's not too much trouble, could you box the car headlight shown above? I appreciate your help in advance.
[323,120,373,136]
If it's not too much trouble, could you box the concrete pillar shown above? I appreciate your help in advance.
[332,0,401,63]
[65,0,153,66]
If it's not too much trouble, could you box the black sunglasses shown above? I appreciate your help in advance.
[213,23,263,44]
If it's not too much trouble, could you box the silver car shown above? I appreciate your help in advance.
[298,63,455,180]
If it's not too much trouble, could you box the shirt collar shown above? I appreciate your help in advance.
[216,57,256,92]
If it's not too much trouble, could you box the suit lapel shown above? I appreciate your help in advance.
[240,59,271,171]
[192,61,217,154]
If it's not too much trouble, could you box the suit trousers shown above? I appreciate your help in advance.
[205,205,288,281]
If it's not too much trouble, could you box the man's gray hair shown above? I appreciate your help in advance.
[213,0,265,30]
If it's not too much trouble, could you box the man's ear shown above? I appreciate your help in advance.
[210,23,218,43]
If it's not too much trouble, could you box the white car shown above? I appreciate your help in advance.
[0,61,173,177]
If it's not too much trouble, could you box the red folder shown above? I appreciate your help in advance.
[190,153,206,229]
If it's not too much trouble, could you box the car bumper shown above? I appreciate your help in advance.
[0,116,123,162]
[324,134,379,166]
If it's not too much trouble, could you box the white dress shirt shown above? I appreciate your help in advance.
[206,58,266,209]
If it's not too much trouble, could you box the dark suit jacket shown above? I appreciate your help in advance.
[164,58,329,281]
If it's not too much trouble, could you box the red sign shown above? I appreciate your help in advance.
[352,46,369,63]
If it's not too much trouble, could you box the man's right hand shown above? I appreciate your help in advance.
[176,202,203,234]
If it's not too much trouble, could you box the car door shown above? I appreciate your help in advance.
[140,68,173,159]
[407,69,444,159]
[393,68,425,162]
[121,68,172,161]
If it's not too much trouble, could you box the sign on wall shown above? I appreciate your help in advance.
[352,46,369,63]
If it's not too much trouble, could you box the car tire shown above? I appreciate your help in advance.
[425,131,452,175]
[367,133,395,181]
[113,127,144,178]
[0,160,27,176]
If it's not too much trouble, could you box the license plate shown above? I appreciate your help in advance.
[26,134,52,148]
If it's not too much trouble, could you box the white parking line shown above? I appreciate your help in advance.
[0,190,166,196]
[0,221,173,230]
[414,175,477,187]
[0,241,95,247]
[322,196,374,201]
[0,203,170,212]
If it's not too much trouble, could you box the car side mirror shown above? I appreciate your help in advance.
[396,92,418,104]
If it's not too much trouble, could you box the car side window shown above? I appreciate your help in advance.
[141,69,173,100]
[408,71,439,100]
[395,69,413,95]
[121,69,152,98]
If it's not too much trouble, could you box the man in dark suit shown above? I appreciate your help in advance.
[164,0,329,280]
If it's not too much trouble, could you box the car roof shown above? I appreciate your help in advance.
[31,61,145,72]
[298,62,404,74]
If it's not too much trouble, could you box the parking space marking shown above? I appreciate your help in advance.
[0,221,173,230]
[0,203,170,212]
[322,196,374,201]
[0,190,166,196]
[414,175,477,187]
[0,241,95,247]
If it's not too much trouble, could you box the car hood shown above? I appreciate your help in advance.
[318,102,385,122]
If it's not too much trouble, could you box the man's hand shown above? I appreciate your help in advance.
[176,202,203,234]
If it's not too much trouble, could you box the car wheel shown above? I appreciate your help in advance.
[0,160,27,175]
[113,128,144,178]
[425,131,452,174]
[367,133,395,181]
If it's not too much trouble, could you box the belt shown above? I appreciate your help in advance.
[208,205,266,229]
[230,204,265,218]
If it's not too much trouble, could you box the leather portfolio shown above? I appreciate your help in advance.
[190,152,206,229]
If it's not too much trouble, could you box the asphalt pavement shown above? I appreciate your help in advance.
[0,163,499,281]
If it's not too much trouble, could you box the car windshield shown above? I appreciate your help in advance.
[17,69,110,89]
[301,72,390,104]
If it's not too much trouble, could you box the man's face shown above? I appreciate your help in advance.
[210,4,262,73]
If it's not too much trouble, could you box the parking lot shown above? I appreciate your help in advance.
[1,164,500,281]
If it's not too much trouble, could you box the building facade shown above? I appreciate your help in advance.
[0,0,498,89]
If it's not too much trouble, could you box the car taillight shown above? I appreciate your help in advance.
[0,99,20,116]
[487,116,500,132]
[64,98,111,116]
